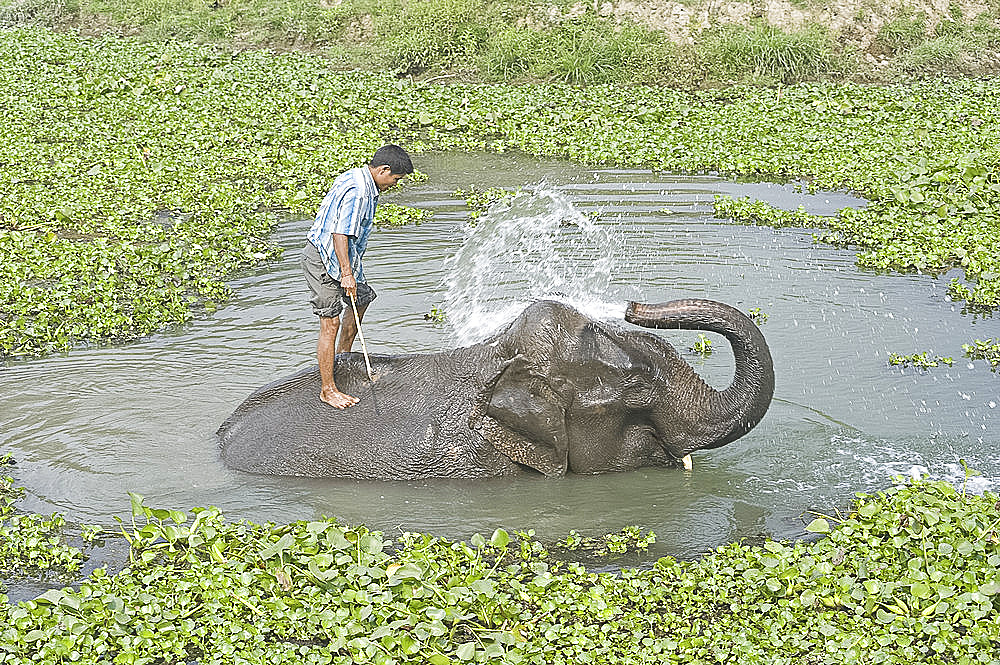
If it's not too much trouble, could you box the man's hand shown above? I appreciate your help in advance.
[340,272,357,298]
[332,233,356,297]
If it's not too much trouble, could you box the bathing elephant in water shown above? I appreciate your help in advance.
[217,299,774,479]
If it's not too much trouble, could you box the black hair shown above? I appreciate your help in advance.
[369,144,414,175]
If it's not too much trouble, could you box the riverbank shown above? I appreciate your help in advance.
[2,0,998,85]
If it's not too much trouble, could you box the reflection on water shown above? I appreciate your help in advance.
[1,151,998,565]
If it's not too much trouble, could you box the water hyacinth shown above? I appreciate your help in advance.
[2,28,999,359]
[1,475,999,663]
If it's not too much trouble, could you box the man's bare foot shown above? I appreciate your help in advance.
[320,385,359,409]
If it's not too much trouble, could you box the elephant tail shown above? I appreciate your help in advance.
[625,299,775,449]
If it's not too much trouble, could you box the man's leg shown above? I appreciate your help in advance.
[337,302,368,354]
[318,316,359,409]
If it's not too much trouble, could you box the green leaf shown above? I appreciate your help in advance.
[128,492,146,517]
[979,581,1000,595]
[490,528,510,548]
[876,608,897,624]
[306,521,331,535]
[389,562,423,580]
[326,528,352,550]
[259,533,295,560]
[456,642,476,661]
[35,589,66,605]
[805,518,830,534]
[858,503,878,518]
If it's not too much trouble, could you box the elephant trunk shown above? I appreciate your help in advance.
[625,299,775,450]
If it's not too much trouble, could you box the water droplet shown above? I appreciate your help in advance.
[442,186,629,345]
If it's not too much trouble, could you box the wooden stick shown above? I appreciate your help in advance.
[349,293,374,381]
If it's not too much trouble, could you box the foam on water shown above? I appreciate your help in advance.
[441,185,631,346]
[833,435,999,494]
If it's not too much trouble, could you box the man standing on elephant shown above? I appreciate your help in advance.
[301,144,414,409]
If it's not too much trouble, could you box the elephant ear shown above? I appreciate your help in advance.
[472,355,569,477]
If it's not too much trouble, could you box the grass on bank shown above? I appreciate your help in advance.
[2,460,1000,664]
[1,0,998,86]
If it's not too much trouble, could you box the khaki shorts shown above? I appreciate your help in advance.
[301,242,377,318]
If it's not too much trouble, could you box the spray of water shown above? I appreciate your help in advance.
[442,185,635,345]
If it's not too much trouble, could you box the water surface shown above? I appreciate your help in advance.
[2,151,997,566]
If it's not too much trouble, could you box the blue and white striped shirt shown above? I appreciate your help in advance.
[307,166,379,283]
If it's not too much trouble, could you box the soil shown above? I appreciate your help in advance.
[566,0,993,48]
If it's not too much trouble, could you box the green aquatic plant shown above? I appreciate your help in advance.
[375,203,431,227]
[0,455,84,576]
[690,333,713,357]
[602,526,656,554]
[3,476,1000,663]
[747,307,768,325]
[887,352,955,369]
[714,195,826,229]
[553,526,656,557]
[424,305,447,323]
[453,185,520,221]
[962,338,1000,371]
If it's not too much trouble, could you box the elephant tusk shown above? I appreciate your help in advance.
[682,454,692,471]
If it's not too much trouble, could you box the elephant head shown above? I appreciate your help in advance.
[469,299,775,476]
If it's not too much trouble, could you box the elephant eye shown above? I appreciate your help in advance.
[621,374,655,410]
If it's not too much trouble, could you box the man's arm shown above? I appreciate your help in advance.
[332,233,356,297]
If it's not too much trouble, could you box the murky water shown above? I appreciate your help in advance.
[3,151,999,569]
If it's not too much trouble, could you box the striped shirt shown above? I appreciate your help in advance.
[306,166,379,283]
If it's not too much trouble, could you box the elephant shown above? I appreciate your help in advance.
[217,299,774,479]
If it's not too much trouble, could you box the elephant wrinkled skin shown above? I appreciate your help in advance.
[217,299,774,479]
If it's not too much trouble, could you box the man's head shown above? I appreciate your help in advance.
[368,144,414,192]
